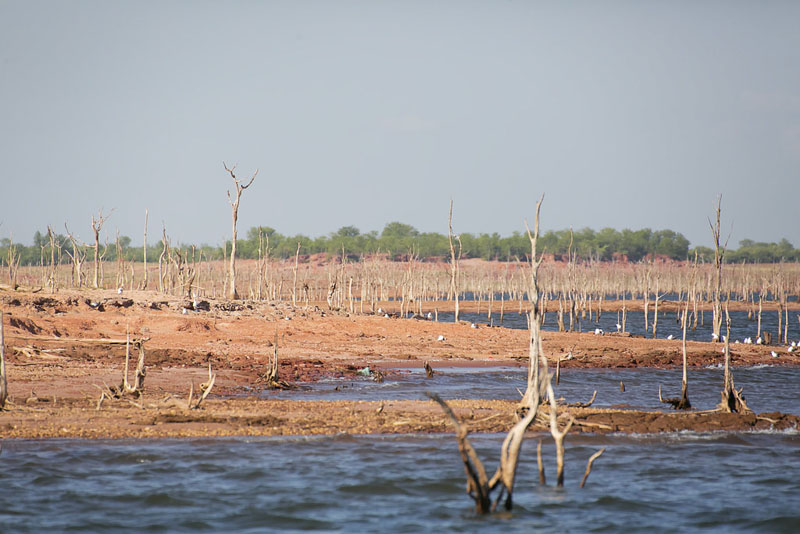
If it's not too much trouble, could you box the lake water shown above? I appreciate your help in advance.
[2,431,799,533]
[5,306,799,532]
[265,366,800,415]
[436,309,798,345]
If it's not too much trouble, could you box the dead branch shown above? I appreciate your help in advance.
[567,390,597,408]
[189,361,216,409]
[424,361,435,378]
[580,448,606,488]
[546,380,575,487]
[537,439,546,485]
[427,392,491,514]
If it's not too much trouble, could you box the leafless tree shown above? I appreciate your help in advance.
[224,162,258,300]
[519,195,545,413]
[0,310,7,409]
[719,303,750,413]
[142,209,149,290]
[91,209,112,289]
[709,196,729,342]
[448,199,462,322]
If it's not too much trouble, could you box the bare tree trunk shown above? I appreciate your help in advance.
[719,302,750,413]
[0,310,7,409]
[709,196,728,341]
[519,195,545,413]
[91,210,112,289]
[448,199,461,323]
[223,162,257,300]
[142,209,148,290]
[292,242,301,307]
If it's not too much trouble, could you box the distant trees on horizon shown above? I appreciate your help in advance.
[3,223,800,266]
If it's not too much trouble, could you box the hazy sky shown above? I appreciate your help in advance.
[1,1,798,249]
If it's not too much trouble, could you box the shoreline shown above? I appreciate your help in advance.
[1,287,799,440]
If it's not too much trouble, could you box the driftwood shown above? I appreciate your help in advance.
[567,390,597,408]
[423,361,435,378]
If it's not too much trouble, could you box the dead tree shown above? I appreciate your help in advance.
[188,362,217,409]
[91,210,112,289]
[262,330,293,389]
[95,331,148,408]
[224,162,257,300]
[46,226,59,292]
[292,242,301,307]
[659,260,694,410]
[0,310,8,409]
[4,235,20,290]
[109,330,147,398]
[546,380,574,487]
[708,196,729,342]
[429,366,545,514]
[448,199,462,322]
[519,195,545,414]
[718,305,750,413]
[142,209,149,290]
[64,224,87,288]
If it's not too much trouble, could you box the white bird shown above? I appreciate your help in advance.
[712,332,719,341]
[384,314,390,318]
[744,337,752,344]
[594,328,604,335]
[117,287,123,294]
[615,323,622,332]
[426,312,433,320]
[771,351,779,358]
[437,335,446,341]
[792,341,797,348]
[756,337,763,345]
[284,316,291,321]
[666,335,673,340]
[471,323,478,329]
[722,335,727,343]
[182,308,187,315]
[377,308,383,314]
[734,340,740,344]
[788,346,795,353]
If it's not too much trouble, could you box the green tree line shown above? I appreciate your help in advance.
[2,224,799,266]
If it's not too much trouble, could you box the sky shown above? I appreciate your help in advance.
[1,1,799,249]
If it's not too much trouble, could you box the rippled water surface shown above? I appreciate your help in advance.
[266,366,800,414]
[2,432,800,533]
[437,308,797,344]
